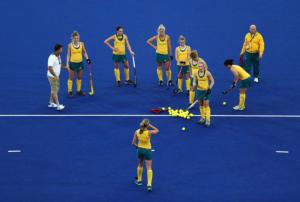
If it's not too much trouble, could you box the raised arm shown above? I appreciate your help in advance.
[104,35,117,52]
[125,36,135,56]
[147,35,157,50]
[148,124,159,135]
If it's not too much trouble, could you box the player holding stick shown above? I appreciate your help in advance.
[223,59,251,111]
[66,31,91,96]
[104,26,135,86]
[131,119,159,192]
[147,24,173,86]
[192,61,215,127]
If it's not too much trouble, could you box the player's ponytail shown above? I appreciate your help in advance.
[139,119,150,134]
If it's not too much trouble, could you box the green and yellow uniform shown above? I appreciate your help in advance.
[193,70,211,121]
[156,35,171,82]
[231,65,251,108]
[240,32,265,78]
[189,58,208,104]
[68,42,84,93]
[112,34,130,81]
[176,45,191,91]
[136,129,153,187]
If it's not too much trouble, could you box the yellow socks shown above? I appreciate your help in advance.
[166,70,172,81]
[189,91,195,104]
[200,106,205,119]
[67,79,73,92]
[239,93,246,108]
[157,68,163,81]
[124,68,130,81]
[186,78,191,91]
[178,78,182,90]
[205,106,211,121]
[114,68,121,81]
[147,170,153,187]
[76,80,82,92]
[137,166,143,182]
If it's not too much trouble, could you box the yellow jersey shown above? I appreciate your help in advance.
[195,70,209,90]
[241,32,265,55]
[189,59,199,76]
[113,34,127,55]
[156,35,169,55]
[177,46,190,66]
[70,42,83,63]
[137,129,151,149]
[232,65,250,80]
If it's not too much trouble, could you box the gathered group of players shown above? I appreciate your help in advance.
[47,24,265,192]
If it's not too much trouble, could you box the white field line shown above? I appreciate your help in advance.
[0,114,299,118]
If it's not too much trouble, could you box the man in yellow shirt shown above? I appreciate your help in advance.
[240,25,265,83]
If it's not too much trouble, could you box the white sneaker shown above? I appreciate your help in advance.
[233,105,245,111]
[48,102,57,108]
[254,77,259,83]
[56,104,65,111]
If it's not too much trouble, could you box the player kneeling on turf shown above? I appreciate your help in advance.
[224,59,251,111]
[131,119,159,192]
[192,61,215,127]
[47,44,69,111]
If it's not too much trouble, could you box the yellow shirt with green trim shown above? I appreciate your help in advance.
[241,32,265,55]
[137,129,151,149]
[232,65,250,80]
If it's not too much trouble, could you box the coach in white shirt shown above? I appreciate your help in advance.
[47,44,69,110]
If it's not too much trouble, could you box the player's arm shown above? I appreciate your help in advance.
[148,124,159,136]
[192,74,197,91]
[186,46,191,64]
[230,69,239,86]
[167,35,173,59]
[259,35,265,59]
[131,131,138,147]
[175,47,179,62]
[147,35,157,50]
[104,35,117,52]
[240,34,247,56]
[207,71,215,89]
[66,44,71,68]
[125,36,135,56]
[82,42,91,64]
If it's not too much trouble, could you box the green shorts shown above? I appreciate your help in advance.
[240,77,251,89]
[196,90,210,101]
[112,54,127,63]
[137,148,152,160]
[156,53,170,63]
[177,65,190,76]
[69,62,84,72]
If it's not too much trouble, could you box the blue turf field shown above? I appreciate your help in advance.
[0,0,300,201]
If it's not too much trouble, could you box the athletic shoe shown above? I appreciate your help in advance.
[125,80,134,85]
[116,81,121,87]
[198,118,206,125]
[135,180,142,186]
[158,80,163,86]
[205,120,211,127]
[68,92,73,97]
[56,104,65,111]
[254,77,259,83]
[147,186,152,192]
[233,105,245,111]
[48,103,57,108]
[177,89,183,94]
[168,80,173,86]
[77,91,86,96]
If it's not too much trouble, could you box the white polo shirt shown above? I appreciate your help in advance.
[47,53,62,78]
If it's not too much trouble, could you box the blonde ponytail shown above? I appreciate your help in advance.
[139,119,150,134]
